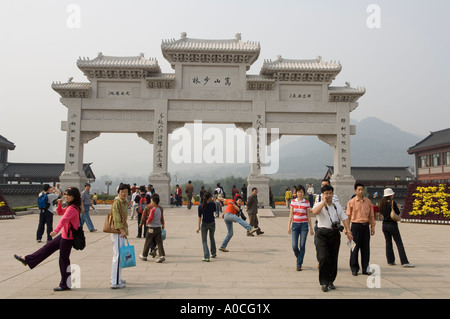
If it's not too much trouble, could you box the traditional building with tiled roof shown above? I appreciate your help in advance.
[0,135,16,170]
[324,166,414,202]
[407,128,450,182]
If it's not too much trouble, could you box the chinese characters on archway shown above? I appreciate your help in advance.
[155,113,165,170]
[191,76,232,87]
[255,114,263,170]
[289,93,312,99]
[108,90,131,96]
[68,113,78,167]
[340,117,348,171]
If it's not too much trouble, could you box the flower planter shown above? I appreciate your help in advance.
[402,182,450,224]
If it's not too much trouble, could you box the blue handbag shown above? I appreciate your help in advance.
[161,229,166,241]
[119,238,136,268]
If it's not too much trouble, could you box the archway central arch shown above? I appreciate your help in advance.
[52,33,365,206]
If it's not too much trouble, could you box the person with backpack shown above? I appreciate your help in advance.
[139,193,166,263]
[14,187,82,291]
[134,186,151,238]
[36,184,61,243]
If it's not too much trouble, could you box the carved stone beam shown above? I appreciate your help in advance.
[318,134,337,147]
[80,132,101,144]
[137,132,154,144]
[167,122,186,134]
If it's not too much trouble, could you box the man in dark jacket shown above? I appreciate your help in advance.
[246,187,264,236]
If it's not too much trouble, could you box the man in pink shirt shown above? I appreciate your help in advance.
[346,183,376,276]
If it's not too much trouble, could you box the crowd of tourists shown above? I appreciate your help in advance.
[13,179,414,292]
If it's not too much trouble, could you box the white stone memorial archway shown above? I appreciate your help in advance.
[52,33,365,206]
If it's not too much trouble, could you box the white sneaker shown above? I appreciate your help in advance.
[111,283,126,289]
[139,254,147,261]
[402,263,415,268]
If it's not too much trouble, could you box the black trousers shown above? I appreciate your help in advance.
[316,228,341,285]
[137,213,149,238]
[36,209,53,241]
[350,223,370,273]
[25,235,74,289]
[382,222,409,265]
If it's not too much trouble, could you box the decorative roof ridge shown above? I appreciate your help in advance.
[52,77,91,98]
[161,32,260,47]
[407,127,450,153]
[77,52,161,73]
[264,55,341,65]
[261,55,342,73]
[51,78,91,89]
[78,52,156,62]
[0,135,16,150]
[328,85,366,94]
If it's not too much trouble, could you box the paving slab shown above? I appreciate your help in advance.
[1,205,450,304]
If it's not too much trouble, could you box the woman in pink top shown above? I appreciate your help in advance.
[14,187,81,291]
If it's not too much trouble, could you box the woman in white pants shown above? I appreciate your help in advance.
[111,183,130,289]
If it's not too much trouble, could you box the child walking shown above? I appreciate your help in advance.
[139,194,165,263]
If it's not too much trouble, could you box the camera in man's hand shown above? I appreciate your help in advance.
[332,222,344,232]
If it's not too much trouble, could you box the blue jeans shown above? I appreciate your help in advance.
[201,222,216,259]
[215,202,221,217]
[221,213,253,248]
[291,222,308,267]
[81,204,95,231]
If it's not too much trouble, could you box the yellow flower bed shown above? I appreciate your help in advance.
[411,184,450,218]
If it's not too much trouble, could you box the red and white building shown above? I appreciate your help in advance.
[407,128,450,183]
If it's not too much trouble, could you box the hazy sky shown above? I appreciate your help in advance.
[1,0,449,178]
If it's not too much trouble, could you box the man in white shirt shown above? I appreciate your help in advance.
[130,188,139,220]
[312,184,352,292]
[36,184,61,243]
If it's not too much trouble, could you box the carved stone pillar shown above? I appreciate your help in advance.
[149,101,171,205]
[59,99,88,191]
[318,106,356,207]
[247,102,270,207]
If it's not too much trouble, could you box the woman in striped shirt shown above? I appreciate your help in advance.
[288,185,314,271]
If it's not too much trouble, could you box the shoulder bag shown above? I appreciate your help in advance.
[103,200,125,233]
[390,201,401,222]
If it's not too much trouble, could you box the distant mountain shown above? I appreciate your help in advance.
[167,117,423,181]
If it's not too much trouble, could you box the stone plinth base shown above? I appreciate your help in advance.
[247,174,270,208]
[59,170,88,192]
[330,175,356,208]
[149,172,171,206]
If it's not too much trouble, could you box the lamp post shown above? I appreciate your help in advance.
[105,180,112,195]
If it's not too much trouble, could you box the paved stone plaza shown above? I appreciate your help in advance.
[1,206,450,299]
